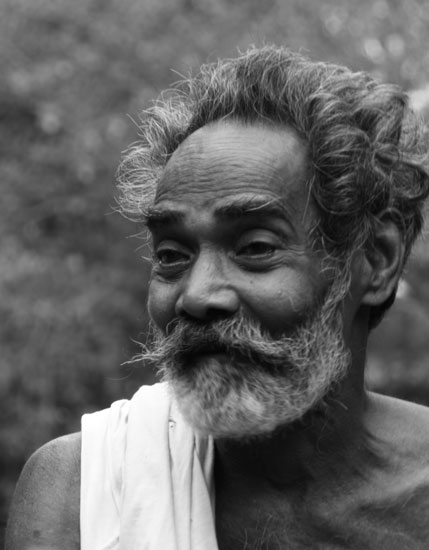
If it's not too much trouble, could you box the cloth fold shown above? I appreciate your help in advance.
[81,383,219,550]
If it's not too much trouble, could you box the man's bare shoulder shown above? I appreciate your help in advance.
[6,432,81,550]
[368,391,429,452]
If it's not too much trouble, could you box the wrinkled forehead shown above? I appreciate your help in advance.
[154,120,313,211]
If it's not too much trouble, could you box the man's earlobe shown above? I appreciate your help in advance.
[361,219,404,307]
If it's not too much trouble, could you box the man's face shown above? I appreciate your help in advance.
[145,120,351,438]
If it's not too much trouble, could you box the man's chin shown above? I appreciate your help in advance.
[185,351,232,372]
[167,372,315,441]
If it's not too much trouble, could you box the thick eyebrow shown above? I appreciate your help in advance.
[145,207,185,229]
[213,196,292,221]
[145,196,294,230]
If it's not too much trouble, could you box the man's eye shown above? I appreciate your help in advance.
[155,248,189,266]
[237,241,277,258]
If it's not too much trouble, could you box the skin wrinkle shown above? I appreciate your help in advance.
[154,121,309,203]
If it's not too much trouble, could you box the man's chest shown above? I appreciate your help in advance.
[214,485,428,550]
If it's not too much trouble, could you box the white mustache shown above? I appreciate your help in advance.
[140,302,344,374]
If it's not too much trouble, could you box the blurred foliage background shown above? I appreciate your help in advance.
[1,0,429,539]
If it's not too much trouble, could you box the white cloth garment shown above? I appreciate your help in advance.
[80,382,219,550]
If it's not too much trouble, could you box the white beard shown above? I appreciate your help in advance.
[141,278,351,439]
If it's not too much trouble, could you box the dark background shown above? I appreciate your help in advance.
[2,0,429,540]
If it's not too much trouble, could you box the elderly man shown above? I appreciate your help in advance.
[6,45,429,549]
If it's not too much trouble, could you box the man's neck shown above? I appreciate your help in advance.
[214,385,378,492]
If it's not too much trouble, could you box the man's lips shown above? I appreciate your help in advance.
[173,333,269,367]
[179,342,258,369]
[178,341,236,364]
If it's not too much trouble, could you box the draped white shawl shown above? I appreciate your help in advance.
[80,383,218,550]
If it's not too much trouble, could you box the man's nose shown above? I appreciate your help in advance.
[175,252,240,320]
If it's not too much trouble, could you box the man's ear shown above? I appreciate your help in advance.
[360,218,404,307]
